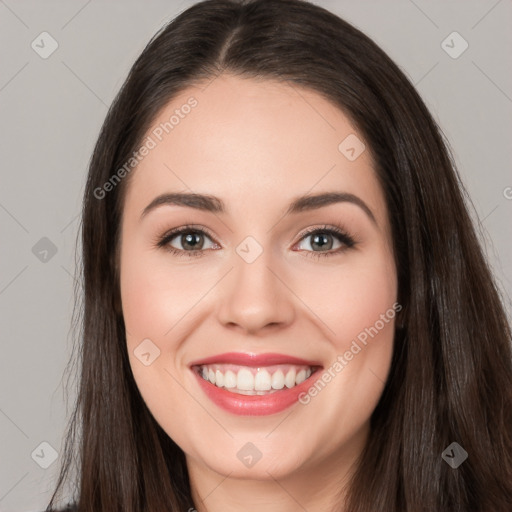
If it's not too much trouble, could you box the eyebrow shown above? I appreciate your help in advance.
[140,191,377,224]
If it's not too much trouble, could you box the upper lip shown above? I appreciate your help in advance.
[189,352,322,368]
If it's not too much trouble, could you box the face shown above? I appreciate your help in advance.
[119,74,398,487]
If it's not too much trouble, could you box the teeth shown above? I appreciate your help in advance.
[224,370,237,388]
[237,368,254,390]
[271,370,285,389]
[285,369,296,388]
[254,369,272,391]
[197,364,316,394]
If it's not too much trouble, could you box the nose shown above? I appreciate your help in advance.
[216,249,295,335]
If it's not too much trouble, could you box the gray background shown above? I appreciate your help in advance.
[1,0,511,510]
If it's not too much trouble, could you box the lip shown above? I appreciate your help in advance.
[189,352,323,416]
[189,352,322,367]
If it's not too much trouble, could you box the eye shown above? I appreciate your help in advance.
[156,225,218,258]
[156,224,356,259]
[295,225,356,259]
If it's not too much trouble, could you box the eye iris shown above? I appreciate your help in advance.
[182,232,203,250]
[311,233,333,251]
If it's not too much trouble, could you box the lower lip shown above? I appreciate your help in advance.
[192,368,321,416]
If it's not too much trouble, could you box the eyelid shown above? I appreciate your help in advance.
[155,224,220,249]
[293,224,356,251]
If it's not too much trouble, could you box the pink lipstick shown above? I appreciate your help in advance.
[190,352,322,416]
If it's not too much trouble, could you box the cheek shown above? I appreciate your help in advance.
[339,267,397,345]
[119,247,204,443]
[120,246,208,340]
[293,245,398,347]
[119,239,188,409]
[296,247,397,432]
[121,265,176,337]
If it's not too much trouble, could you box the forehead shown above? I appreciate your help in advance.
[123,74,386,223]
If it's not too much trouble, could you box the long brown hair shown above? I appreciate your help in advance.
[46,0,512,510]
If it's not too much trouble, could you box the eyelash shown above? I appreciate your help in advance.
[155,224,356,260]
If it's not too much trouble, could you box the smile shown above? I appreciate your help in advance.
[189,352,323,415]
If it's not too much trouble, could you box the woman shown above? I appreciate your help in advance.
[46,0,512,510]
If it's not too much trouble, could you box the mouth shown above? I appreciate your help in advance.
[189,352,323,416]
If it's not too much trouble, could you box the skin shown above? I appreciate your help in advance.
[119,74,398,512]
